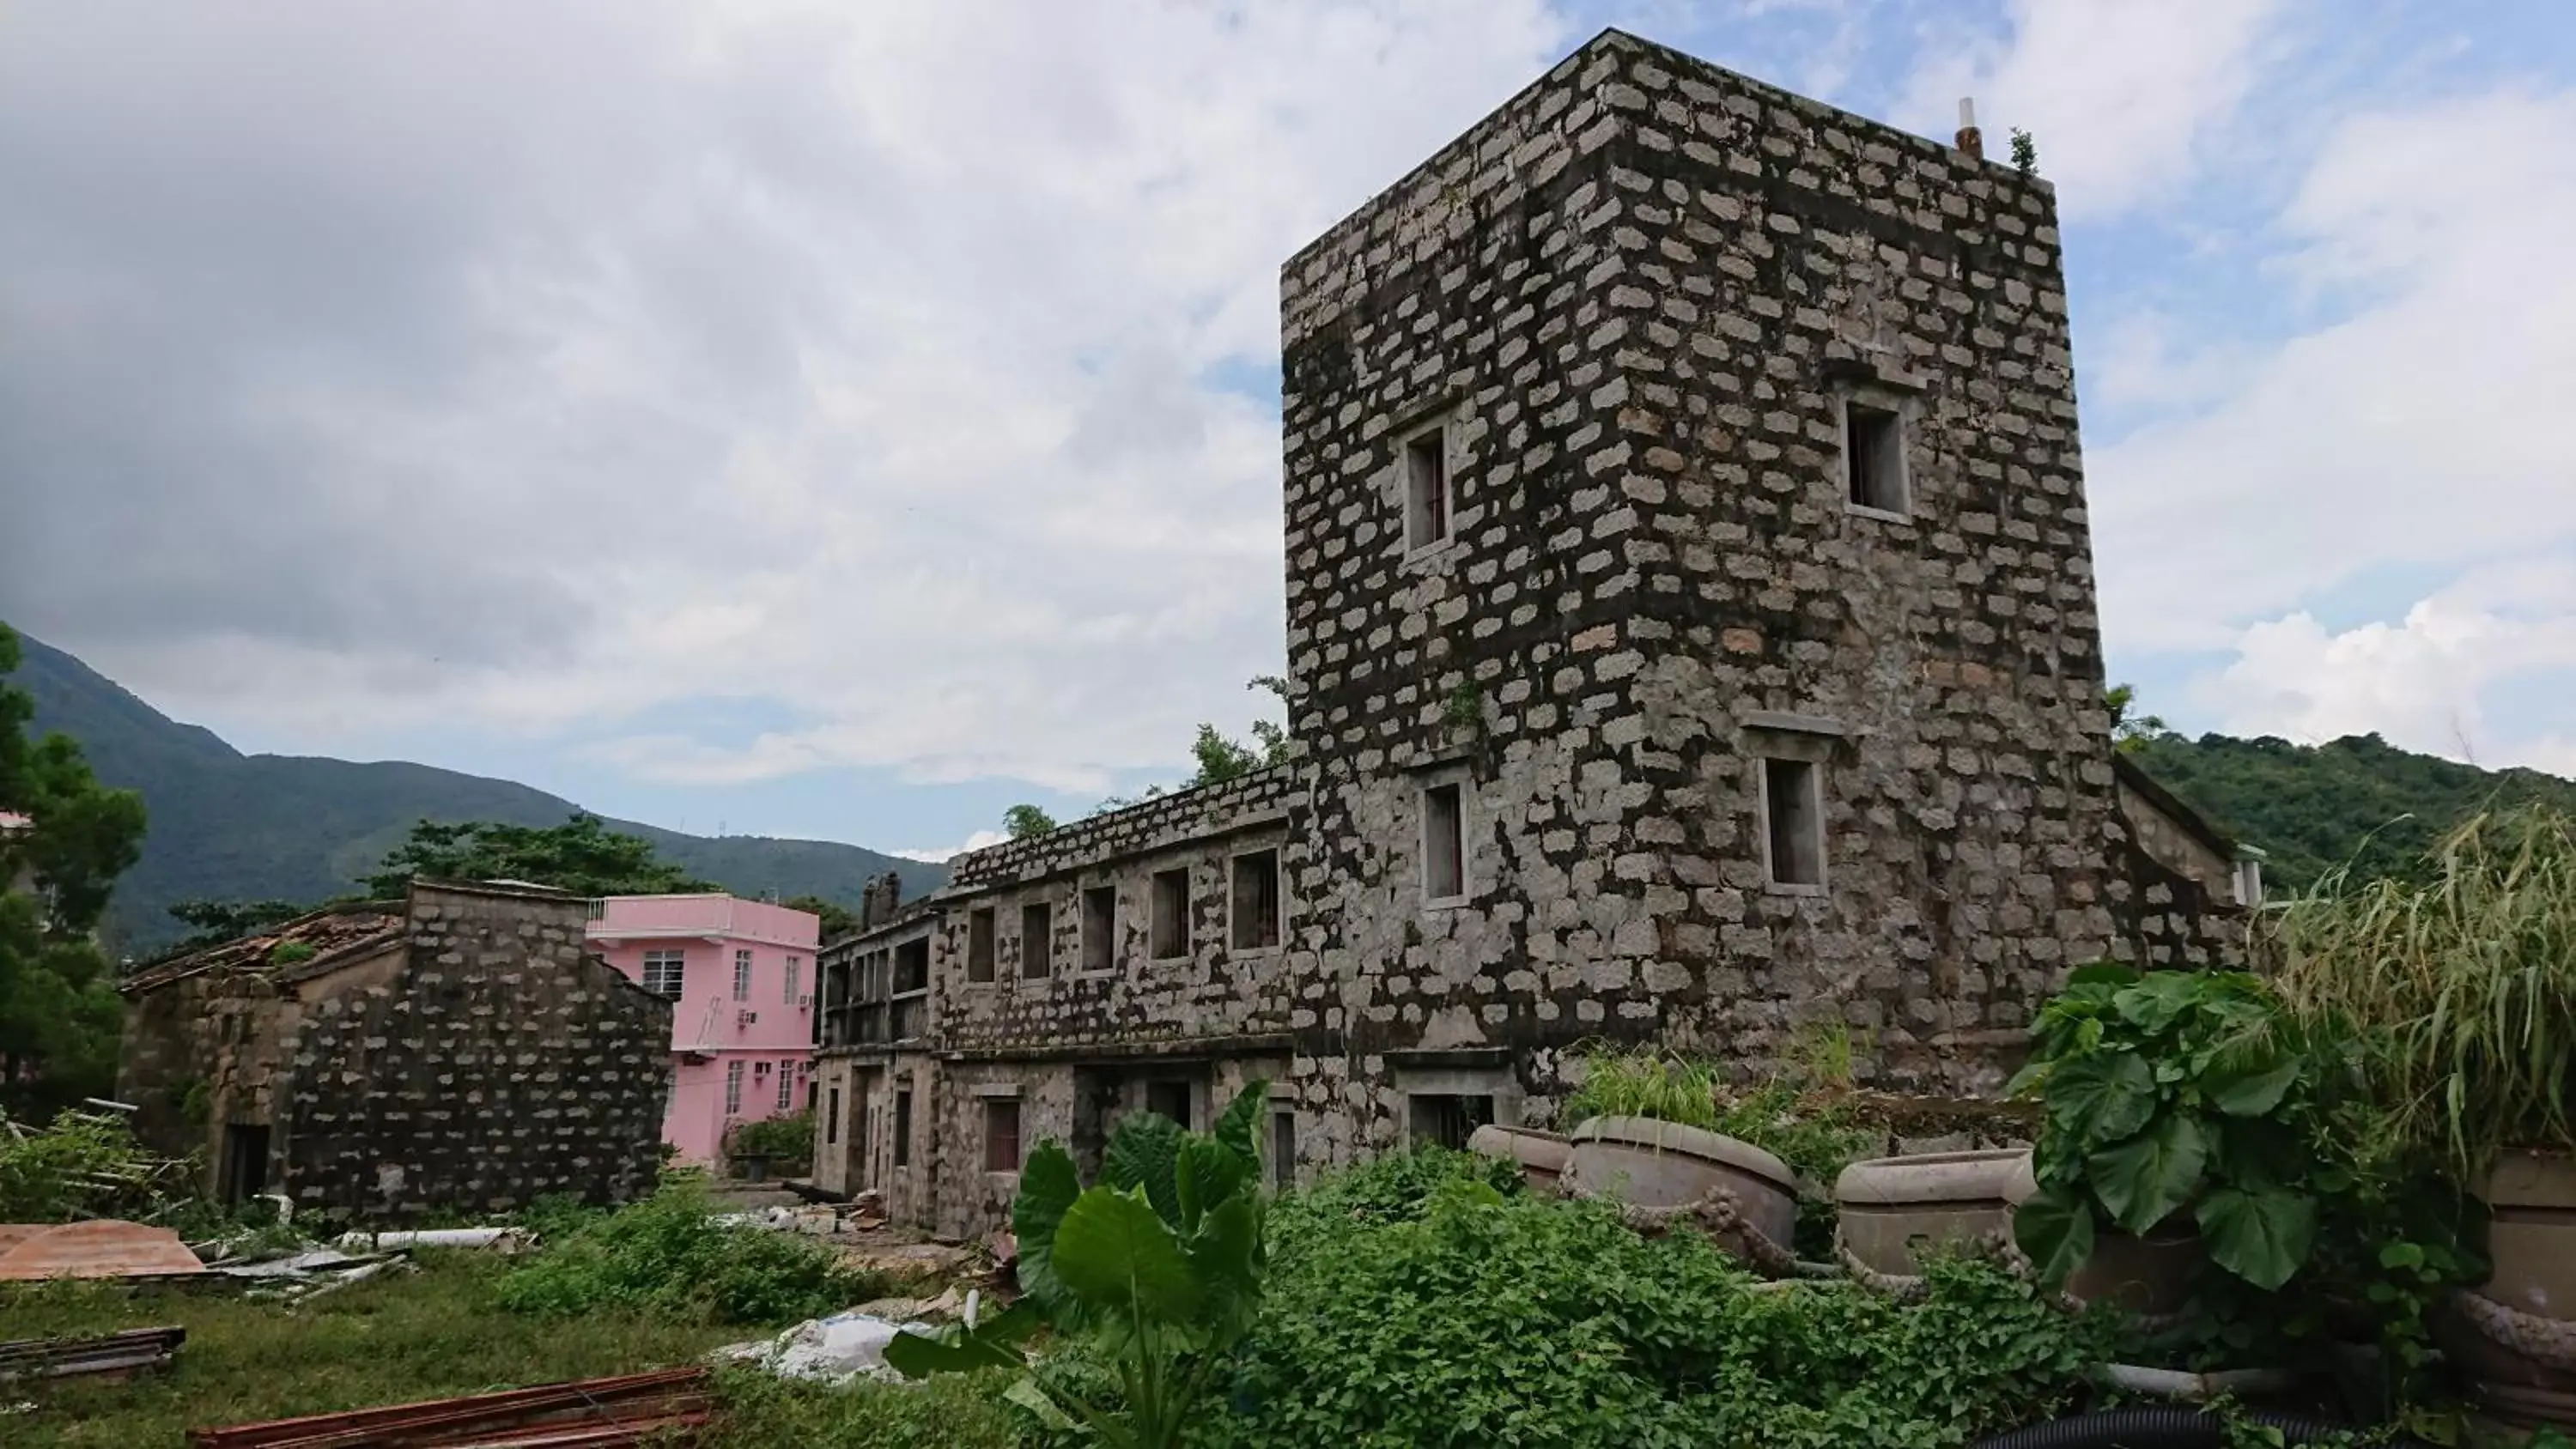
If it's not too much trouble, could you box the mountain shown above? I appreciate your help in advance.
[9,631,945,954]
[2128,731,2576,894]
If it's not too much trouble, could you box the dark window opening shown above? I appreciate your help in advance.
[219,1122,270,1205]
[1020,901,1053,979]
[1146,1080,1192,1131]
[1844,400,1908,514]
[1082,887,1116,973]
[967,907,996,982]
[826,1087,841,1145]
[1407,1094,1493,1152]
[1423,783,1465,902]
[1230,849,1281,950]
[1405,427,1450,549]
[1764,756,1825,888]
[894,1089,914,1167]
[985,1099,1023,1173]
[1151,869,1190,961]
[1271,1110,1297,1190]
[894,938,928,994]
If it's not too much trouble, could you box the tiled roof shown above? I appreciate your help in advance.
[118,900,405,996]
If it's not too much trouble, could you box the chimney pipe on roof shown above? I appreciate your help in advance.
[1955,97,1984,160]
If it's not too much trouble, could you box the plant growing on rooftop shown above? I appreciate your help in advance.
[887,1081,1273,1449]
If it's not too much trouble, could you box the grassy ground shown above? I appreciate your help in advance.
[0,1252,1024,1448]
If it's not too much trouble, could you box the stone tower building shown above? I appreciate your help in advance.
[810,29,2240,1240]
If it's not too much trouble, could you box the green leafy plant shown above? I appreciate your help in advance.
[726,1109,815,1172]
[1002,804,1059,840]
[495,1178,881,1325]
[2011,964,2323,1292]
[887,1082,1273,1449]
[0,1107,168,1222]
[268,940,317,965]
[2271,807,2576,1174]
[2010,126,2039,175]
[1218,1151,2105,1449]
[1564,1047,1722,1129]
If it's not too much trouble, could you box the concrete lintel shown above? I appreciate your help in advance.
[938,1032,1296,1066]
[1743,710,1847,737]
[968,1082,1024,1100]
[1382,1046,1515,1070]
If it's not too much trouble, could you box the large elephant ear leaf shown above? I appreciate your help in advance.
[2088,1113,2210,1234]
[1012,1141,1082,1305]
[1175,1135,1249,1233]
[2046,1051,2158,1141]
[2014,1183,2096,1289]
[881,1300,1044,1379]
[2198,1185,2317,1291]
[1102,1110,1185,1226]
[1050,1186,1204,1325]
[2111,970,2205,1035]
[1214,1079,1270,1170]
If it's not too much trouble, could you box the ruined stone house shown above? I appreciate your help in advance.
[118,879,671,1220]
[811,29,2245,1240]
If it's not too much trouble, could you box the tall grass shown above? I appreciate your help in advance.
[2269,806,2576,1174]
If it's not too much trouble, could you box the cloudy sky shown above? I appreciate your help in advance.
[3,0,2571,863]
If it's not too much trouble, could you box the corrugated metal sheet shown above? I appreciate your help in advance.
[0,1220,206,1280]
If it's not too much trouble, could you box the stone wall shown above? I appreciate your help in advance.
[282,883,673,1220]
[1277,29,2121,1142]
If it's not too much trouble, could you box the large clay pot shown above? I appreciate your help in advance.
[2067,1226,2205,1318]
[2442,1152,2576,1433]
[1467,1124,1571,1191]
[1563,1115,1797,1264]
[1834,1149,2035,1277]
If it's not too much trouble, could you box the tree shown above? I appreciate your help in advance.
[361,812,714,899]
[2105,683,2172,755]
[1002,803,1059,840]
[1094,676,1294,815]
[167,897,309,949]
[782,894,859,943]
[0,623,148,1118]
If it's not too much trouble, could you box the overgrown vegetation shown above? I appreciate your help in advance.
[495,1177,884,1325]
[891,1085,1273,1448]
[728,1108,817,1173]
[0,621,147,1117]
[2271,806,2576,1172]
[1216,1153,2105,1449]
[0,1106,176,1221]
[1092,677,1291,815]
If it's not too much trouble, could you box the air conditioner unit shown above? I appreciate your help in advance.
[797,994,813,1009]
[737,1009,759,1026]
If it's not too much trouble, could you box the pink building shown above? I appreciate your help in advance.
[586,894,821,1166]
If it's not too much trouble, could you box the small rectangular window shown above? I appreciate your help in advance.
[1230,849,1281,950]
[784,955,801,1003]
[967,908,996,982]
[732,949,754,1002]
[895,1088,914,1167]
[1763,756,1826,888]
[725,1059,745,1115]
[826,1086,841,1144]
[1146,1080,1192,1130]
[1423,783,1465,903]
[1844,399,1909,515]
[776,1060,795,1112]
[895,938,928,993]
[641,949,685,998]
[1082,887,1116,973]
[1271,1109,1296,1189]
[1407,1093,1492,1150]
[1150,869,1190,961]
[1404,427,1450,549]
[985,1099,1022,1172]
[1021,901,1053,979]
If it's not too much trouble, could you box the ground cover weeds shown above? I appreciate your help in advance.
[495,1176,884,1325]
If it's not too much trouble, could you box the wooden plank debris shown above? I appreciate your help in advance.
[189,1366,714,1449]
[0,1326,185,1382]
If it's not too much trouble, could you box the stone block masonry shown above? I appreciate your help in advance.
[811,27,2245,1241]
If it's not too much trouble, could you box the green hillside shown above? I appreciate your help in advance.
[2128,731,2576,893]
[9,631,945,953]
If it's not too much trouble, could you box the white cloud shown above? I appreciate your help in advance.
[1901,0,2286,221]
[892,830,1006,865]
[0,1,1572,789]
[2199,558,2576,773]
[2090,85,2576,655]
